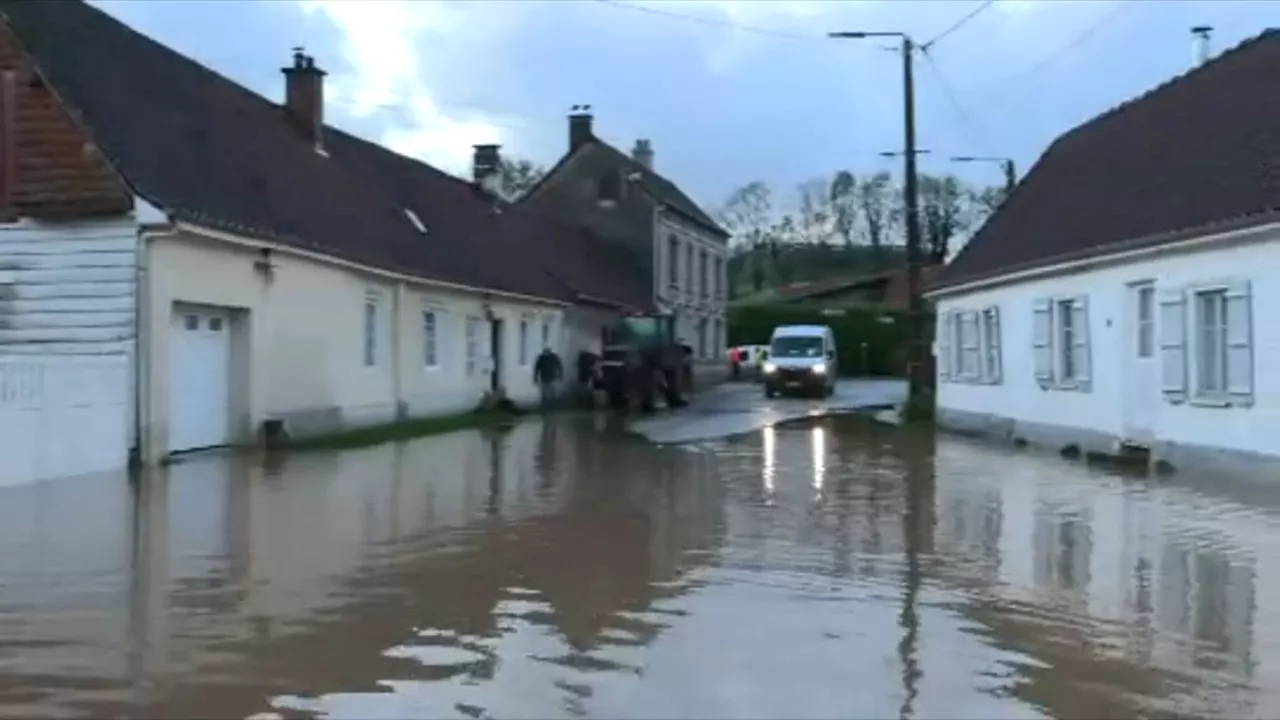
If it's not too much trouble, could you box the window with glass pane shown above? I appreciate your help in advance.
[465,317,480,376]
[981,308,999,378]
[519,319,529,364]
[1136,286,1154,358]
[1196,289,1228,393]
[668,236,679,285]
[363,296,378,367]
[423,310,438,367]
[1057,299,1075,380]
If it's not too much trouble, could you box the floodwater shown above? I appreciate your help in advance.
[2,409,1279,719]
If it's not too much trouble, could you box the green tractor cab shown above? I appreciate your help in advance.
[597,313,690,413]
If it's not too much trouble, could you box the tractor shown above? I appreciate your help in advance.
[596,312,690,413]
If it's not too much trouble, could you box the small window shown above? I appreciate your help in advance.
[686,244,694,290]
[541,318,552,349]
[363,294,379,367]
[209,317,223,332]
[1136,285,1154,358]
[519,319,530,364]
[1057,298,1076,381]
[668,235,680,286]
[981,308,999,378]
[699,250,709,298]
[958,312,980,377]
[465,316,481,376]
[184,314,199,331]
[1195,289,1228,394]
[423,310,439,368]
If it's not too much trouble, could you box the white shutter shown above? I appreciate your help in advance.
[1158,287,1188,403]
[988,306,1003,384]
[1070,296,1091,392]
[1032,298,1053,386]
[937,311,953,381]
[1225,280,1254,406]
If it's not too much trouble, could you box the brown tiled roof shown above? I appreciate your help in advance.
[0,0,645,308]
[934,29,1280,292]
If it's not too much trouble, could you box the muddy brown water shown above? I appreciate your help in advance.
[0,414,1277,719]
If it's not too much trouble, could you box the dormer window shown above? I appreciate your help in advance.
[597,169,622,206]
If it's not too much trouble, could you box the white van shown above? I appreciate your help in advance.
[762,324,837,398]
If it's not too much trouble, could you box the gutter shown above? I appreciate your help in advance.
[926,216,1280,300]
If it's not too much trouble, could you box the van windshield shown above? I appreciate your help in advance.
[770,336,825,358]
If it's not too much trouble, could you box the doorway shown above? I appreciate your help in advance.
[490,318,504,392]
[1122,282,1157,443]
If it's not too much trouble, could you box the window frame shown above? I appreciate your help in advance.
[422,308,441,370]
[1056,297,1077,383]
[363,291,381,368]
[1191,285,1230,401]
[1135,284,1155,359]
[465,316,481,377]
[667,234,680,287]
[518,316,531,365]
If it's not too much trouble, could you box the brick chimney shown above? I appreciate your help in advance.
[631,139,653,171]
[569,105,593,152]
[0,69,16,221]
[472,144,500,184]
[282,48,326,150]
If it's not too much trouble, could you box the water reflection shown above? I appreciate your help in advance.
[1,417,1279,718]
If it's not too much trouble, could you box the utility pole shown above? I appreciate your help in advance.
[951,155,1018,198]
[830,31,931,421]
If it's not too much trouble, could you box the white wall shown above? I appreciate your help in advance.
[654,213,727,359]
[935,227,1280,460]
[141,230,566,462]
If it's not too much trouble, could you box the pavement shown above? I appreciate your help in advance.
[630,377,908,445]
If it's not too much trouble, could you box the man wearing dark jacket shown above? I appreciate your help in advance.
[533,347,564,408]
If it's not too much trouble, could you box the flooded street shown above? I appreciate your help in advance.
[2,385,1279,719]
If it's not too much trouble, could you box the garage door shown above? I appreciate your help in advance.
[169,307,232,453]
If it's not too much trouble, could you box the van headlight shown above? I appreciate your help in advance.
[812,363,827,374]
[763,362,777,374]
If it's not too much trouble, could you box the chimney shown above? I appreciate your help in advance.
[631,139,653,171]
[0,69,16,221]
[472,144,500,184]
[569,104,593,152]
[282,48,326,150]
[1191,25,1213,68]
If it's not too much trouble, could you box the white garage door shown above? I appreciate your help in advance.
[169,307,232,453]
[0,356,131,486]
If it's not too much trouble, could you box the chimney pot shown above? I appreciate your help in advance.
[1191,25,1213,67]
[473,144,501,185]
[282,50,327,150]
[631,138,653,171]
[569,106,593,153]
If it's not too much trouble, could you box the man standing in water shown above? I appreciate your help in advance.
[533,346,564,409]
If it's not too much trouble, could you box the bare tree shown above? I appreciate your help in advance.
[829,170,858,248]
[796,178,832,246]
[719,181,774,292]
[497,157,546,198]
[857,171,895,261]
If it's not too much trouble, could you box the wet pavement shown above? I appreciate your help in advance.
[2,382,1279,719]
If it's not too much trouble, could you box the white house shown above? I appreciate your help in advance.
[0,1,648,484]
[928,28,1280,472]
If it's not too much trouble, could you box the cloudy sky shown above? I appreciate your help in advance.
[92,0,1280,214]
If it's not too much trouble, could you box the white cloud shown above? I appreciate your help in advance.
[299,0,507,174]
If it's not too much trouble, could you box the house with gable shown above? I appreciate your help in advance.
[520,109,732,360]
[928,28,1280,471]
[0,0,644,485]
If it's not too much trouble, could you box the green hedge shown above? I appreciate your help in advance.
[727,305,927,377]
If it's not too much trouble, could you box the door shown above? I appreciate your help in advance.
[489,318,504,392]
[1122,283,1157,442]
[169,306,232,453]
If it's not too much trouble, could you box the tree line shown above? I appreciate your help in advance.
[718,172,1006,297]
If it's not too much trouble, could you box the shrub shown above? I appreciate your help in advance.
[727,304,929,376]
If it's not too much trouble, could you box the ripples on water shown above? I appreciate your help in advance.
[1,416,1279,718]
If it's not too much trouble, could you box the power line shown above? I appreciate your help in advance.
[979,0,1133,101]
[590,0,825,41]
[921,0,996,50]
[918,48,996,156]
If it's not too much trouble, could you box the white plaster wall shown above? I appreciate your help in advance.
[935,228,1280,458]
[654,214,727,359]
[142,231,566,462]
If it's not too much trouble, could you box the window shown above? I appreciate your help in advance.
[697,318,707,358]
[363,293,379,367]
[1195,289,1228,395]
[714,257,723,299]
[668,235,679,286]
[184,314,198,331]
[519,318,530,365]
[713,318,722,358]
[958,311,980,378]
[465,316,481,376]
[1031,296,1090,391]
[938,305,1000,384]
[1057,298,1076,381]
[209,317,223,332]
[423,309,439,368]
[1136,285,1154,358]
[541,317,552,350]
[686,244,694,291]
[699,250,708,298]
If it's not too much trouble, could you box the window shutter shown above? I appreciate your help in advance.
[1071,295,1091,392]
[1032,298,1053,386]
[1225,280,1254,407]
[988,306,1003,384]
[1158,287,1188,403]
[936,310,953,381]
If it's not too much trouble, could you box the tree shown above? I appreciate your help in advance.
[719,181,774,292]
[829,170,858,248]
[795,178,832,246]
[496,157,546,198]
[857,171,895,263]
[918,173,969,264]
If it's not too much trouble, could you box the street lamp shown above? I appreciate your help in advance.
[830,30,931,421]
[950,155,1017,196]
